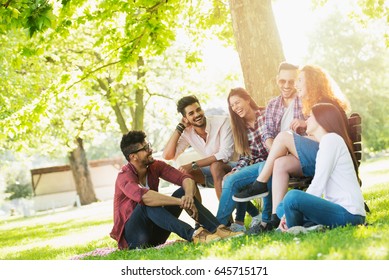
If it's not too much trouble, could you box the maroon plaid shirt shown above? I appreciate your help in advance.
[110,160,191,249]
[234,110,268,170]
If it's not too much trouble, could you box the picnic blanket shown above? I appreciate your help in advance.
[70,240,184,260]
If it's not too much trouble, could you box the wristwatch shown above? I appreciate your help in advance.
[191,161,199,170]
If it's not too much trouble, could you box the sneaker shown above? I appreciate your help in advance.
[229,223,246,232]
[246,222,273,235]
[286,224,325,235]
[249,214,262,228]
[192,227,221,244]
[215,225,244,239]
[232,181,268,202]
[305,224,325,232]
[270,214,280,228]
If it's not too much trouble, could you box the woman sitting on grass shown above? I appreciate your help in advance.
[277,103,366,232]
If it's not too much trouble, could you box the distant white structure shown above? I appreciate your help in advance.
[30,158,125,212]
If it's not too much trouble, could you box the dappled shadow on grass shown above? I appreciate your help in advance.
[1,237,116,260]
[0,218,112,248]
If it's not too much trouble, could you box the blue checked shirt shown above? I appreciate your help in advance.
[233,110,268,171]
[262,95,305,143]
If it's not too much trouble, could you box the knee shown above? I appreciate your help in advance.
[222,172,238,189]
[273,158,287,174]
[274,131,293,145]
[283,189,302,206]
[210,162,225,178]
[171,187,185,198]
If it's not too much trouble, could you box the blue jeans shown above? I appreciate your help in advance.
[124,188,220,249]
[216,161,273,225]
[200,162,237,188]
[293,133,319,177]
[276,190,365,228]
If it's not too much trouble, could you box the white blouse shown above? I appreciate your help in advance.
[306,133,366,216]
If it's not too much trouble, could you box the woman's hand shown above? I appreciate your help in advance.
[278,215,289,232]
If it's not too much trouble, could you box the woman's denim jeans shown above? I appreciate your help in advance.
[276,189,365,228]
[216,161,272,225]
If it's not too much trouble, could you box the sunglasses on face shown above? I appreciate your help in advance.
[278,79,295,86]
[130,143,152,154]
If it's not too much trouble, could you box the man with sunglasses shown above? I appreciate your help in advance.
[235,62,306,235]
[262,62,305,150]
[110,130,243,250]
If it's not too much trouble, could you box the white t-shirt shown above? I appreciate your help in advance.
[280,99,295,132]
[306,133,366,216]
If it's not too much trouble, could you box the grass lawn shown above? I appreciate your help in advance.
[0,156,388,260]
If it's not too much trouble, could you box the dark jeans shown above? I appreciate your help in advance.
[124,187,220,249]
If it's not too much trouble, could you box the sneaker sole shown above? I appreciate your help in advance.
[221,232,245,239]
[286,225,325,235]
[194,236,221,244]
[286,226,307,235]
[232,191,269,202]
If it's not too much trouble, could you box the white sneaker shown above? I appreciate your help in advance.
[229,223,246,232]
[249,214,262,228]
[287,224,325,235]
[286,226,307,235]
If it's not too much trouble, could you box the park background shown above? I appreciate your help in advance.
[0,0,388,261]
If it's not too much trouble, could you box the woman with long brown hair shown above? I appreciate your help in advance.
[216,87,269,232]
[277,103,365,231]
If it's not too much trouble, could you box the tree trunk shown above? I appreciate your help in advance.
[229,0,285,106]
[133,56,145,130]
[68,137,97,205]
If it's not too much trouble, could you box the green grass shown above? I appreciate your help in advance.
[1,157,388,260]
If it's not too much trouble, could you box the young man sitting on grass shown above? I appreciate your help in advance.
[110,130,243,250]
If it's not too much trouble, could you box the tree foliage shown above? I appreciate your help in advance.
[305,5,389,152]
[0,0,55,36]
[314,0,389,45]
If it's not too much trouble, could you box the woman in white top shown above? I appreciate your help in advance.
[276,103,366,230]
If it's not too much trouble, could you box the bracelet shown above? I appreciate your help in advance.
[176,123,185,134]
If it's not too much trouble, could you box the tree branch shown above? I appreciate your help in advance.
[66,60,121,90]
[3,0,13,8]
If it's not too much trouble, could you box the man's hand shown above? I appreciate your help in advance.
[180,195,194,210]
[185,204,199,221]
[178,163,192,174]
[181,117,191,128]
[289,118,307,133]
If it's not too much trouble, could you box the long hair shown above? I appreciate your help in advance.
[227,87,260,156]
[311,103,360,182]
[300,65,349,116]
